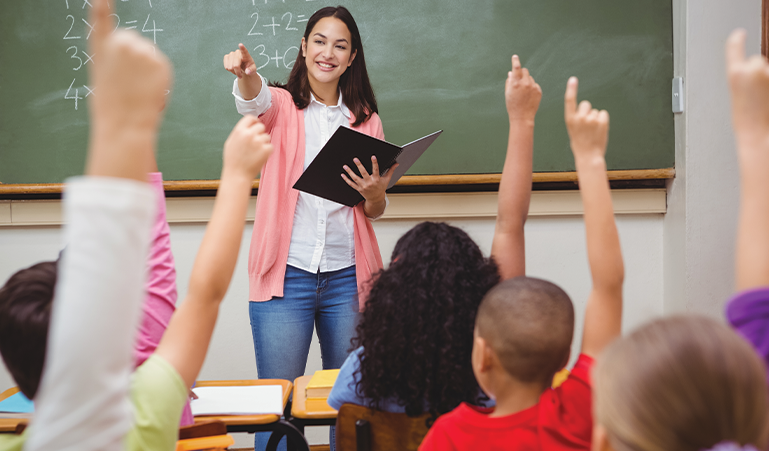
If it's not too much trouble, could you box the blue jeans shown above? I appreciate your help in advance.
[249,264,360,451]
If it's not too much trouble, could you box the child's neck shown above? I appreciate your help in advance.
[487,375,546,418]
[309,78,340,107]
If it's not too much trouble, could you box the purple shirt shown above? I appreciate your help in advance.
[726,287,769,379]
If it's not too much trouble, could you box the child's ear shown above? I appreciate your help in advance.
[591,424,615,451]
[474,335,495,373]
[301,37,306,57]
[347,49,357,67]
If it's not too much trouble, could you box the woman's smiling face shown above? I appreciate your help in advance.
[301,16,356,90]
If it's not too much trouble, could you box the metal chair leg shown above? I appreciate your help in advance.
[265,419,310,451]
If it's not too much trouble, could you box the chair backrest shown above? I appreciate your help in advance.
[335,404,431,451]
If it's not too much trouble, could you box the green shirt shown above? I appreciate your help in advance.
[0,354,187,451]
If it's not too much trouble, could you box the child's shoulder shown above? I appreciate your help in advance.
[0,431,26,451]
[566,353,595,386]
[536,354,594,449]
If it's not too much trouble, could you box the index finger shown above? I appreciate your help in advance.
[238,43,253,61]
[511,55,523,80]
[89,0,114,55]
[564,76,579,121]
[725,29,747,72]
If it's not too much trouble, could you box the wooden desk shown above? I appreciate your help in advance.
[194,379,309,451]
[0,387,27,434]
[290,375,337,433]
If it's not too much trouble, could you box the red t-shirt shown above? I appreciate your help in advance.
[418,354,594,451]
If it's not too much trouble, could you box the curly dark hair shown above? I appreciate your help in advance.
[352,222,500,421]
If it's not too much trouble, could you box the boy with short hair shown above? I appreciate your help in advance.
[419,76,624,451]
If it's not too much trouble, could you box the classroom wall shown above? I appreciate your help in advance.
[0,0,761,446]
[664,0,761,316]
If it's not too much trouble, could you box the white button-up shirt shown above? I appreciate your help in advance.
[233,77,387,273]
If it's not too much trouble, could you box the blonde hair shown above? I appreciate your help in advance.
[595,316,769,451]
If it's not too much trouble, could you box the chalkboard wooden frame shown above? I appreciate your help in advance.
[0,168,674,197]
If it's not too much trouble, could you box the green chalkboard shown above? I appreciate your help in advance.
[0,0,673,184]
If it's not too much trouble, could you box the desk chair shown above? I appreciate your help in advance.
[193,379,309,451]
[334,404,430,451]
[177,420,234,451]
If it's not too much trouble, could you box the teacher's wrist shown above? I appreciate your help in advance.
[363,195,386,218]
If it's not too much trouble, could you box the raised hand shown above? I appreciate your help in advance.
[342,156,397,217]
[564,77,609,162]
[726,29,769,152]
[223,43,258,79]
[726,29,769,291]
[89,0,171,131]
[505,55,542,122]
[563,77,623,359]
[223,116,274,180]
[85,0,172,181]
[490,55,539,280]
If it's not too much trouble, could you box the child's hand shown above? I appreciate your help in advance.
[726,29,769,151]
[223,116,274,179]
[88,0,171,132]
[223,44,258,79]
[505,55,542,123]
[564,77,609,162]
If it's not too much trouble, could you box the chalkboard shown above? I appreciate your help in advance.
[0,0,673,185]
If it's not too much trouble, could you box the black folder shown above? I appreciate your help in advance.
[293,128,442,207]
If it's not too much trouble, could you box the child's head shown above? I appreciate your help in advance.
[473,277,574,393]
[0,261,57,399]
[282,6,377,126]
[354,221,499,418]
[594,316,769,451]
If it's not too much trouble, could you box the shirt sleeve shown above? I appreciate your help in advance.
[25,177,155,451]
[232,75,272,117]
[327,347,366,410]
[539,353,594,449]
[726,287,769,373]
[134,172,178,368]
[125,354,188,451]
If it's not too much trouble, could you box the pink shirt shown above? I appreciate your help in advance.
[133,172,192,426]
[247,87,384,309]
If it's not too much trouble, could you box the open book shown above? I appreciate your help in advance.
[293,128,442,207]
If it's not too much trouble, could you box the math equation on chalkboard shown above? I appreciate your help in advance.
[59,0,331,111]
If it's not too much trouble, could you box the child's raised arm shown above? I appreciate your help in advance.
[491,55,541,279]
[84,0,170,181]
[564,78,624,359]
[26,1,172,449]
[155,116,273,388]
[727,30,769,291]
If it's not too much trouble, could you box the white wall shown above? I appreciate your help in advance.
[664,0,761,317]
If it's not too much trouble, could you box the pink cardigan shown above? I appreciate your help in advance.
[248,88,384,310]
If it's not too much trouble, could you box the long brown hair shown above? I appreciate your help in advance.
[595,316,769,451]
[271,6,377,127]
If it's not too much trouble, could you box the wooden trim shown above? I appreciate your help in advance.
[0,189,667,226]
[764,0,769,58]
[0,168,675,195]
